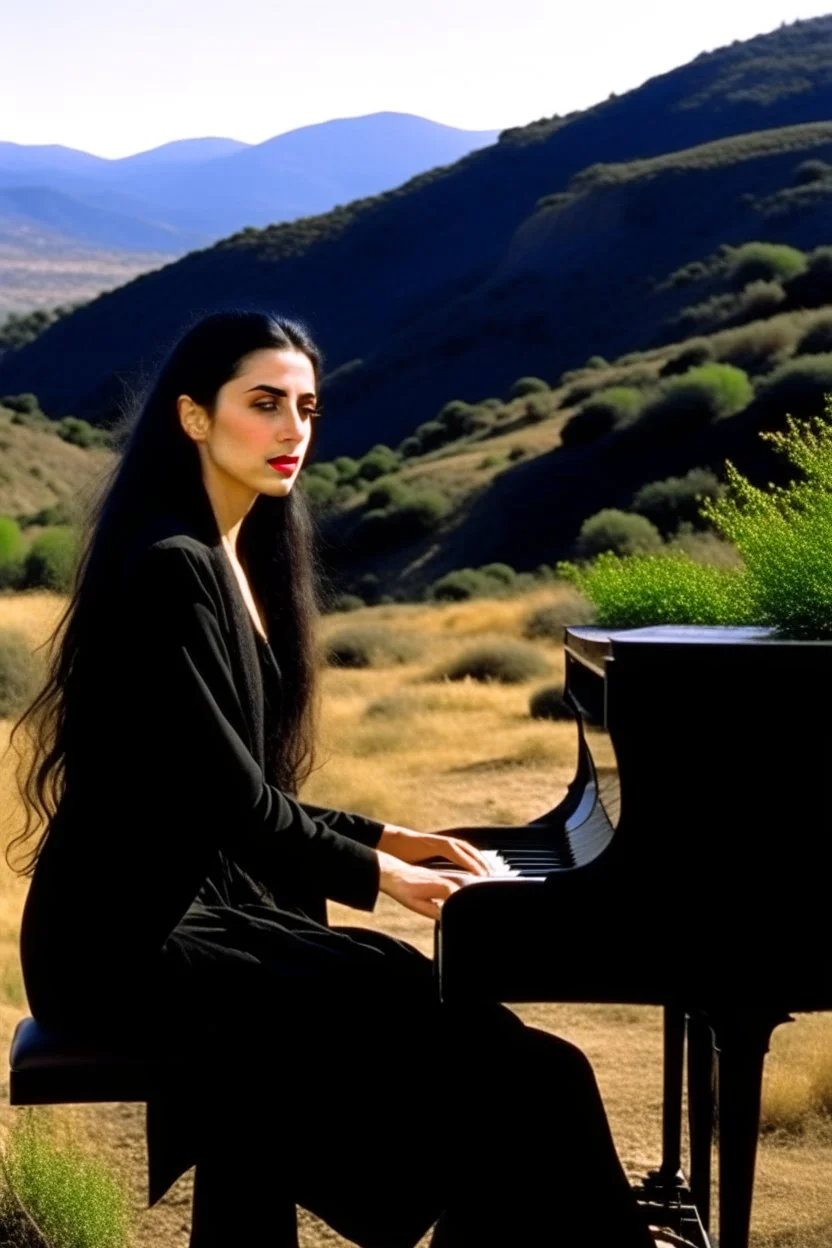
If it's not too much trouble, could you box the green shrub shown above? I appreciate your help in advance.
[754,354,832,423]
[630,469,725,536]
[0,1107,131,1248]
[301,474,337,511]
[558,393,832,637]
[576,510,663,559]
[56,417,97,448]
[478,563,516,586]
[507,446,526,461]
[23,502,73,528]
[783,246,832,309]
[365,476,411,510]
[352,490,450,552]
[585,355,608,370]
[0,515,22,563]
[795,315,832,357]
[426,564,525,601]
[478,455,500,469]
[22,527,78,592]
[0,629,41,717]
[1,393,40,415]
[659,341,715,377]
[326,593,365,613]
[635,363,752,441]
[306,462,339,482]
[510,376,550,398]
[433,638,549,684]
[413,420,447,452]
[726,242,807,289]
[323,625,422,668]
[357,445,400,481]
[560,386,642,447]
[529,685,574,720]
[522,592,597,641]
[558,550,753,628]
[524,397,549,423]
[399,436,422,458]
[333,456,360,482]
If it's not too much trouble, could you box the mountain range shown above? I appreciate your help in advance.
[0,16,831,463]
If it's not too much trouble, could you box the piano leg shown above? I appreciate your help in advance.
[710,1010,793,1248]
[647,1005,686,1188]
[687,1012,715,1234]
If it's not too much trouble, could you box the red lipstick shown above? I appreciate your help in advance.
[267,456,299,476]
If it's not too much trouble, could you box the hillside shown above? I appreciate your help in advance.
[0,15,830,447]
[0,407,112,518]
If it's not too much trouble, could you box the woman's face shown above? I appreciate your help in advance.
[180,346,317,500]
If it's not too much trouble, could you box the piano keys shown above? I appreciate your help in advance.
[429,623,832,1248]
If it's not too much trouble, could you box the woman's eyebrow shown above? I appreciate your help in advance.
[244,384,317,400]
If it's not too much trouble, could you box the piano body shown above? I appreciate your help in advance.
[431,624,832,1248]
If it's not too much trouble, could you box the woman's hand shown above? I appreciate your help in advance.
[377,823,493,878]
[376,850,465,921]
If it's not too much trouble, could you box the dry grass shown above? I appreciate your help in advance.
[0,588,830,1247]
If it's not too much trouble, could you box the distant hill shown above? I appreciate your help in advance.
[1,15,830,452]
[0,113,499,265]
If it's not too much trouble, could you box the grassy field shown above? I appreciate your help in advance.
[0,586,830,1246]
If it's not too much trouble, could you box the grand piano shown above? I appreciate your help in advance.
[430,624,832,1248]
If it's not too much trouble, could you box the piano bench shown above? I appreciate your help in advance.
[8,1015,168,1106]
[8,1016,302,1248]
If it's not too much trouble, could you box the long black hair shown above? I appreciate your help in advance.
[6,309,328,877]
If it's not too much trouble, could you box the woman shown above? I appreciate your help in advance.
[10,310,689,1248]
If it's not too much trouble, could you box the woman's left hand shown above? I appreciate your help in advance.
[377,823,493,878]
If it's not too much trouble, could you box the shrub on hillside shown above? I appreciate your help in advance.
[0,629,41,717]
[783,246,832,309]
[630,469,724,535]
[22,526,78,592]
[0,393,40,415]
[522,592,597,641]
[323,625,422,668]
[560,386,642,447]
[301,474,337,511]
[529,685,574,720]
[717,319,797,376]
[659,341,715,377]
[56,416,98,448]
[333,455,359,482]
[306,462,339,482]
[432,638,549,684]
[366,476,411,510]
[324,593,365,614]
[754,354,832,423]
[510,377,550,398]
[576,510,663,560]
[398,436,422,458]
[795,315,832,357]
[426,564,527,602]
[634,363,752,442]
[357,445,401,481]
[0,516,22,564]
[791,158,832,186]
[725,242,807,289]
[351,489,451,554]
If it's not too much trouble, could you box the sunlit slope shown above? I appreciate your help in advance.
[0,16,830,445]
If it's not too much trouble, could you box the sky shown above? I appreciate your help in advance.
[3,0,831,159]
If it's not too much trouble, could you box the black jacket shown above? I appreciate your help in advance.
[19,495,387,1205]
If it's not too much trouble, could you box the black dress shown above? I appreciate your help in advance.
[19,503,655,1248]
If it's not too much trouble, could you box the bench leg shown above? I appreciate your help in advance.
[189,1148,298,1248]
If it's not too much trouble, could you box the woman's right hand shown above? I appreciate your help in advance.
[376,850,463,920]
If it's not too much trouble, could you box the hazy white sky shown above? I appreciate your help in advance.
[3,0,830,159]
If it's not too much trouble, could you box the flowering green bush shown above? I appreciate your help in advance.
[557,393,832,638]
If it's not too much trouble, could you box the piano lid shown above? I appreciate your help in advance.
[564,624,832,674]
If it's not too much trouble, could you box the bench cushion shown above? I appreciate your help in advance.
[9,1016,182,1105]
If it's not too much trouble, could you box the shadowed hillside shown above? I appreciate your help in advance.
[1,15,831,449]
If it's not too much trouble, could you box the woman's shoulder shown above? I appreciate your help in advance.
[122,534,223,607]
